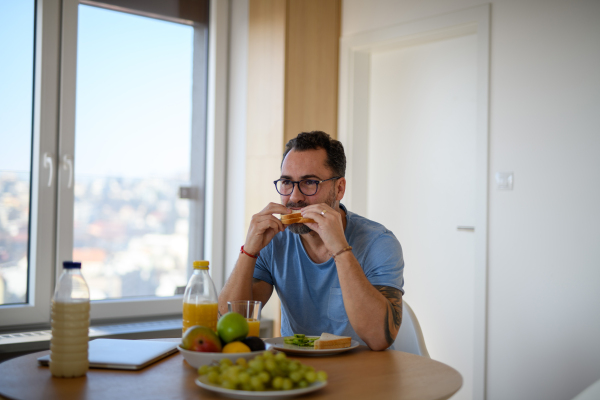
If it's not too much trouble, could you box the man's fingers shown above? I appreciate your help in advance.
[302,204,337,220]
[252,213,285,230]
[273,217,285,232]
[256,217,284,234]
[245,204,288,255]
[303,221,319,230]
[301,203,334,215]
[260,202,290,216]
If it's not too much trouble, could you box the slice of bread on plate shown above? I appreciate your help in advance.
[313,333,352,349]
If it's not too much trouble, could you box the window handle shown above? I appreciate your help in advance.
[43,152,53,187]
[179,186,196,199]
[62,154,73,189]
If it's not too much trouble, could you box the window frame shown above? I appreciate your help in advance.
[0,0,215,329]
[0,0,60,328]
[57,0,210,321]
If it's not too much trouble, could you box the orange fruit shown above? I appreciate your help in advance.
[222,341,251,353]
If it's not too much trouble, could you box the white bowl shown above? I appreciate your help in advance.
[177,345,264,369]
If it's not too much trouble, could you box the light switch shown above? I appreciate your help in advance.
[495,172,513,190]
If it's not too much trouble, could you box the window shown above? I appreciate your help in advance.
[0,0,210,328]
[74,5,193,300]
[0,1,35,306]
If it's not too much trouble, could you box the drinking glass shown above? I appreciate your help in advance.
[227,300,262,337]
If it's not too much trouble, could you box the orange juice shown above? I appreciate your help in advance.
[183,302,218,335]
[247,318,260,337]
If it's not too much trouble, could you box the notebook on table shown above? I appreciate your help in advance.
[38,339,179,370]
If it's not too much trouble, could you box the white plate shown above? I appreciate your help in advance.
[263,337,360,356]
[195,376,327,399]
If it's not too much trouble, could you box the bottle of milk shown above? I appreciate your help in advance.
[50,261,90,378]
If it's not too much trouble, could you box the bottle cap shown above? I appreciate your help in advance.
[193,260,209,270]
[63,261,82,269]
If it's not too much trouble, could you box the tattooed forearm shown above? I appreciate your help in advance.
[374,286,403,346]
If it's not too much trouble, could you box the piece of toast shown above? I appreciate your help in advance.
[313,332,352,349]
[281,216,315,225]
[281,210,315,225]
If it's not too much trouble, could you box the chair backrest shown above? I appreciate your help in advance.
[572,378,600,400]
[390,301,430,357]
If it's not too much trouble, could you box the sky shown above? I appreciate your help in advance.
[0,2,193,180]
[0,1,34,173]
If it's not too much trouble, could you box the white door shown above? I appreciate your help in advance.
[366,33,478,400]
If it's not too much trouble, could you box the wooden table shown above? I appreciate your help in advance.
[0,339,461,400]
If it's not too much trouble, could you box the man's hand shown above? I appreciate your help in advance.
[220,202,284,316]
[244,203,290,255]
[301,204,349,256]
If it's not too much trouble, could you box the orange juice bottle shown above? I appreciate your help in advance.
[182,261,218,336]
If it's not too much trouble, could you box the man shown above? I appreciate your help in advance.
[218,131,404,351]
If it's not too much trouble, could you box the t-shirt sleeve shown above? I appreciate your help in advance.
[361,232,405,294]
[253,243,274,286]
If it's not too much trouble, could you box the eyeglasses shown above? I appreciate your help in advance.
[273,177,341,196]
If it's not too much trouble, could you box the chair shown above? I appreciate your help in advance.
[572,378,600,400]
[390,301,430,357]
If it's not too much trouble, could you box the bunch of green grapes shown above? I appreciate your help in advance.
[198,350,328,391]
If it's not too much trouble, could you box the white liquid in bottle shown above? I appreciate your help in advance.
[50,261,91,377]
[50,300,90,377]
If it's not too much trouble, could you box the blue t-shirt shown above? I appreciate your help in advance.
[253,204,404,344]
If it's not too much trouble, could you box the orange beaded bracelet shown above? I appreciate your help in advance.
[332,246,353,260]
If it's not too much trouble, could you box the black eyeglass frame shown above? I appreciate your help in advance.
[273,176,341,196]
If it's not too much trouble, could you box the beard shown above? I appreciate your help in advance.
[288,219,313,235]
[286,186,337,235]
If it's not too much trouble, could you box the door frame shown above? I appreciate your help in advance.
[338,5,490,399]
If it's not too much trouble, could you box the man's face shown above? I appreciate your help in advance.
[280,148,343,234]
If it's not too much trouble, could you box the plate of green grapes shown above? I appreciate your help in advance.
[195,350,327,399]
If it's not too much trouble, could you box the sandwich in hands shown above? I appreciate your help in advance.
[313,332,352,350]
[281,209,315,225]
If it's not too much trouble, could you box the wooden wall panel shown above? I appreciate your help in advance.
[246,0,341,337]
[284,0,341,144]
[246,0,287,338]
[246,0,286,231]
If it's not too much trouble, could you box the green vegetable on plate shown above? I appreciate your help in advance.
[283,333,318,347]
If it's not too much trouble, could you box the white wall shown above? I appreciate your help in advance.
[222,0,282,325]
[225,0,249,280]
[342,1,600,399]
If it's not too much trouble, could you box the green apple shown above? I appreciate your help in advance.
[217,312,249,343]
[181,326,222,352]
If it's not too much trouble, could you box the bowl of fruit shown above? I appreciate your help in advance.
[179,312,267,368]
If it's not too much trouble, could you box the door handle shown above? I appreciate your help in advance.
[457,226,475,231]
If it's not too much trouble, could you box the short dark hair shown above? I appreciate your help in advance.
[282,131,346,177]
